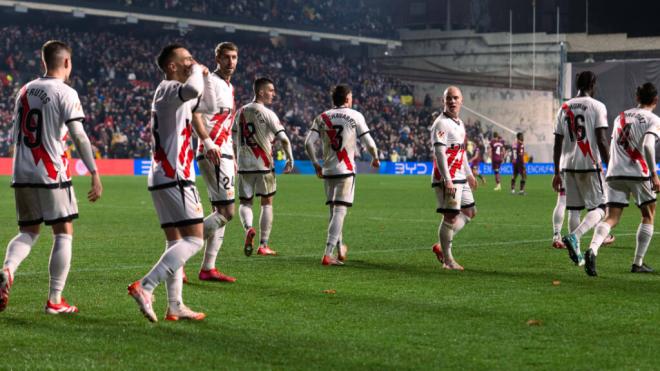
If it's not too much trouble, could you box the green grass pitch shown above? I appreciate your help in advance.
[0,174,658,370]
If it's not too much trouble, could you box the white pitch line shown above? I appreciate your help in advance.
[14,232,655,277]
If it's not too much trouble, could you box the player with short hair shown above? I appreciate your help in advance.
[127,43,217,322]
[583,83,660,276]
[430,86,478,271]
[188,41,239,283]
[490,132,506,191]
[233,77,294,257]
[511,132,527,195]
[553,71,610,267]
[304,84,380,265]
[0,40,102,315]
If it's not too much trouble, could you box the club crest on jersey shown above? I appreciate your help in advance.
[437,131,445,139]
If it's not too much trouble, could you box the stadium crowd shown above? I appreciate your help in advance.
[86,0,395,38]
[0,23,491,163]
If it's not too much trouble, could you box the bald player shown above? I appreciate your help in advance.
[430,86,478,271]
[0,40,102,315]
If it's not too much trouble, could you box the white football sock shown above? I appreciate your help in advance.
[202,225,225,271]
[453,213,471,236]
[573,208,604,239]
[588,222,611,256]
[3,232,39,276]
[48,234,73,304]
[553,195,566,235]
[239,204,253,230]
[568,210,581,233]
[439,220,456,263]
[326,205,347,256]
[203,211,227,239]
[164,239,183,307]
[259,205,273,246]
[141,236,204,293]
[633,223,654,266]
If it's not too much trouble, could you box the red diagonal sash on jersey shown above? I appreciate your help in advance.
[240,112,270,168]
[19,87,58,180]
[320,113,353,171]
[179,121,194,178]
[446,147,464,178]
[562,103,596,164]
[618,112,648,175]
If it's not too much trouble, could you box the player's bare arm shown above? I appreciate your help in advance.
[66,120,102,202]
[191,113,221,166]
[304,130,323,178]
[360,132,380,168]
[434,143,454,195]
[552,134,563,192]
[643,133,660,192]
[463,154,477,190]
[595,127,610,165]
[276,131,294,173]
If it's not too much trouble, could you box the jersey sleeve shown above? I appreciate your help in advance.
[309,115,322,134]
[594,102,608,129]
[356,113,370,138]
[646,115,660,138]
[553,108,565,136]
[61,88,85,123]
[268,110,285,135]
[431,120,447,146]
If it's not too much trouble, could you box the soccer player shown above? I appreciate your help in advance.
[233,77,294,257]
[468,140,486,185]
[582,83,660,276]
[190,41,239,283]
[553,71,610,267]
[430,86,478,271]
[490,132,506,191]
[304,84,380,266]
[127,44,217,322]
[0,40,102,315]
[510,132,526,195]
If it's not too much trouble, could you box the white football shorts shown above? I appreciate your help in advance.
[198,155,236,205]
[433,182,475,213]
[14,185,79,226]
[606,179,656,208]
[324,175,356,207]
[564,172,606,211]
[150,183,204,228]
[238,172,277,200]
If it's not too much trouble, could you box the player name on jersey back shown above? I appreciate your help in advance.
[310,107,370,177]
[554,96,608,172]
[607,108,660,180]
[148,80,199,188]
[234,102,284,173]
[11,77,84,187]
[431,113,467,183]
[197,73,235,158]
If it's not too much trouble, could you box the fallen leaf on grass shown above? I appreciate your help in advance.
[526,319,543,326]
[552,280,561,286]
[322,289,337,294]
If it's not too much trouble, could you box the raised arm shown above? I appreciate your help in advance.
[179,64,205,101]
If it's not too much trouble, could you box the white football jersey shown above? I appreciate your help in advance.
[11,77,84,186]
[148,80,200,188]
[431,113,467,183]
[607,107,660,180]
[309,107,370,177]
[554,96,608,172]
[196,73,235,158]
[233,102,284,172]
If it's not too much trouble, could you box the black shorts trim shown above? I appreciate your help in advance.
[239,196,254,202]
[587,204,606,212]
[323,173,355,179]
[563,168,601,173]
[12,181,73,189]
[638,199,657,208]
[238,169,274,174]
[326,200,353,207]
[606,176,652,181]
[436,208,460,214]
[358,130,371,138]
[196,154,234,162]
[148,180,195,191]
[566,206,585,211]
[461,202,476,209]
[256,191,276,198]
[161,218,204,229]
[44,214,79,226]
[65,117,85,124]
[606,202,629,209]
[18,218,44,227]
[211,199,235,206]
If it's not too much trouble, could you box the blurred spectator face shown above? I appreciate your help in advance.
[443,86,462,118]
[257,82,276,105]
[216,49,238,78]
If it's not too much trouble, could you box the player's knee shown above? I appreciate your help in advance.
[15,231,40,247]
[219,206,234,221]
[261,196,273,206]
[463,207,476,219]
